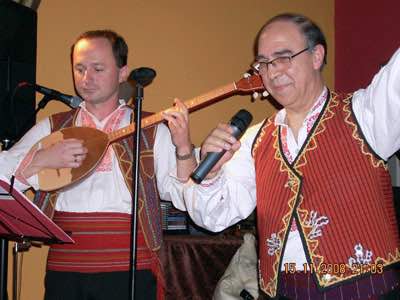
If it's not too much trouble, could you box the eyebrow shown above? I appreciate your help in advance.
[256,49,293,61]
[74,62,105,68]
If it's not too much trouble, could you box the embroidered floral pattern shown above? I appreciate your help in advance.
[80,108,126,172]
[14,144,39,185]
[266,233,281,256]
[348,243,373,267]
[280,88,328,165]
[280,127,293,163]
[304,210,329,239]
[290,221,298,232]
[306,90,327,132]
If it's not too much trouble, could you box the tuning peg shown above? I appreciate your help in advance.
[243,73,251,78]
[262,91,269,97]
[252,92,259,99]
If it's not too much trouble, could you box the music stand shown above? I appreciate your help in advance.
[0,176,74,300]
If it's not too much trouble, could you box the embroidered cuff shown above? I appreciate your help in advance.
[14,144,39,186]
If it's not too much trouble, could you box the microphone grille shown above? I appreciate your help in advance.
[230,109,253,133]
[70,96,83,108]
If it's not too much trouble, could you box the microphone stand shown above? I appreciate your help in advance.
[127,67,156,300]
[130,82,143,300]
[0,142,12,300]
[0,240,7,300]
[18,94,52,139]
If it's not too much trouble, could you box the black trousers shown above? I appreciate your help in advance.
[44,270,156,300]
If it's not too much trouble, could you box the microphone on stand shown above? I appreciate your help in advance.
[191,109,253,184]
[18,82,82,108]
[128,67,156,86]
[128,66,157,300]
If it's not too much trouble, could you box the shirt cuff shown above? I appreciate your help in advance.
[14,144,40,189]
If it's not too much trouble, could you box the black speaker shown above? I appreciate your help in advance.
[0,0,36,146]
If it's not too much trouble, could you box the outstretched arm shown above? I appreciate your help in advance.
[353,48,400,160]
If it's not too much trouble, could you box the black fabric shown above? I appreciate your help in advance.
[394,186,400,234]
[0,0,36,143]
[44,270,156,300]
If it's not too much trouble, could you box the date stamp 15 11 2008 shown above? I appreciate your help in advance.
[283,262,384,275]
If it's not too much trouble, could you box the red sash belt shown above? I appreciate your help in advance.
[48,211,165,299]
[47,211,159,275]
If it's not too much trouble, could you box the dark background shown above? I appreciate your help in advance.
[0,0,36,146]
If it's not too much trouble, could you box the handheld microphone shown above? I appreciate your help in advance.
[18,82,82,108]
[190,109,253,184]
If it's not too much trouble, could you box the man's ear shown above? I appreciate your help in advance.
[312,44,325,70]
[119,65,129,83]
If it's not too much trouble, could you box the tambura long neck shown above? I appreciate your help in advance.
[107,82,237,143]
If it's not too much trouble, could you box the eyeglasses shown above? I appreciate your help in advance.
[251,47,310,74]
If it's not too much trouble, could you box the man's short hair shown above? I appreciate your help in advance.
[259,13,327,69]
[71,29,128,68]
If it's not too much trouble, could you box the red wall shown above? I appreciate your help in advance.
[335,1,400,92]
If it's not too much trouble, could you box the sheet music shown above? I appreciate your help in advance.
[0,175,74,243]
[0,193,14,200]
[0,175,51,215]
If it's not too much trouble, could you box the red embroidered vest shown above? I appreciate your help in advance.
[33,108,163,251]
[252,92,400,297]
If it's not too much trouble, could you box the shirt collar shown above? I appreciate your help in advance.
[274,87,328,127]
[78,99,129,126]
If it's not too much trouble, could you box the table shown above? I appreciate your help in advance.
[161,234,243,300]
